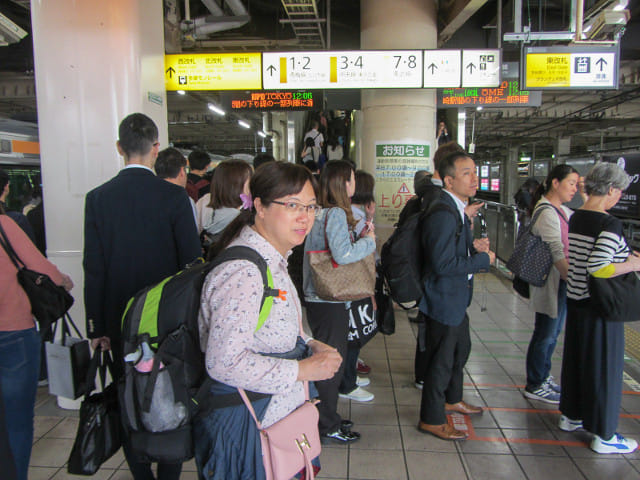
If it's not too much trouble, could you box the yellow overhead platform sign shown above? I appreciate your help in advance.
[165,53,262,91]
[525,53,571,88]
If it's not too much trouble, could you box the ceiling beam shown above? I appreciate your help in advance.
[439,0,490,46]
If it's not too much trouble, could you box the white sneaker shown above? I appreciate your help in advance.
[591,433,638,454]
[544,375,561,393]
[356,376,370,387]
[415,380,424,390]
[339,386,375,402]
[558,415,583,432]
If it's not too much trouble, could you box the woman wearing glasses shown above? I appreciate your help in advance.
[303,160,377,444]
[196,162,341,479]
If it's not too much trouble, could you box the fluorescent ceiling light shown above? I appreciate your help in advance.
[238,120,251,129]
[613,0,628,11]
[207,104,225,116]
[177,90,186,95]
[257,131,267,138]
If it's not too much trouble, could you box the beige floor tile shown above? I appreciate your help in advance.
[463,453,527,480]
[577,457,640,480]
[46,417,79,439]
[348,448,406,480]
[350,404,398,426]
[182,457,198,472]
[396,404,419,426]
[101,448,126,470]
[30,438,74,467]
[51,468,115,479]
[349,424,402,450]
[317,445,348,478]
[34,416,64,438]
[406,451,466,480]
[28,466,60,480]
[516,455,588,479]
[109,471,134,480]
[360,386,394,405]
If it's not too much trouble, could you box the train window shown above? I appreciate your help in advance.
[2,166,41,212]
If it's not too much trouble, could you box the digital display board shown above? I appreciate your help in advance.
[480,178,489,191]
[524,46,618,90]
[165,53,262,90]
[438,80,542,108]
[262,51,423,89]
[603,154,640,219]
[220,91,322,111]
[480,165,489,178]
[518,161,530,177]
[491,179,500,192]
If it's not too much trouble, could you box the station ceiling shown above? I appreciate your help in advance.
[0,0,639,161]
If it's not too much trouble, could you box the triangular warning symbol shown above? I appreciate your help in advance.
[398,183,410,194]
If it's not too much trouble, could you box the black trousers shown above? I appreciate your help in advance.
[306,301,349,435]
[560,301,625,440]
[414,312,428,384]
[419,314,471,425]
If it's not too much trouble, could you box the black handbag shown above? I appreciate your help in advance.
[375,268,395,335]
[512,275,530,299]
[347,297,378,347]
[0,220,73,333]
[589,271,640,323]
[68,347,122,475]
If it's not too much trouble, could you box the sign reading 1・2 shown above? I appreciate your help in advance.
[262,51,423,89]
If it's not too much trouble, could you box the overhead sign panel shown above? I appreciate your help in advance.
[462,50,501,87]
[423,50,461,88]
[524,46,618,89]
[262,51,423,89]
[220,90,323,111]
[165,53,262,91]
[438,80,542,108]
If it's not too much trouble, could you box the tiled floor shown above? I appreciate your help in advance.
[30,272,640,479]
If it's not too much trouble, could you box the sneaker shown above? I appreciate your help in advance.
[591,433,638,454]
[523,384,560,404]
[356,376,370,387]
[415,380,424,390]
[339,386,374,402]
[558,415,583,432]
[356,358,371,375]
[544,375,561,393]
[322,427,361,445]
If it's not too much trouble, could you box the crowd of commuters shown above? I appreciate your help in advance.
[1,111,639,480]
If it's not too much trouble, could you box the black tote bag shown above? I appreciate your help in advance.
[589,272,640,323]
[375,268,395,335]
[67,347,122,475]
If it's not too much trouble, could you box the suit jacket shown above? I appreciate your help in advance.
[418,190,490,326]
[83,167,201,343]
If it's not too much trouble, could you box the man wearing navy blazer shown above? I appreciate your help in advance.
[417,151,495,441]
[83,113,200,480]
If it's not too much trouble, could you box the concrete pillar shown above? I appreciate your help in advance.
[31,0,167,406]
[361,0,438,233]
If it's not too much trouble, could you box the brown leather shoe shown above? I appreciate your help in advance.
[417,421,468,441]
[445,401,484,415]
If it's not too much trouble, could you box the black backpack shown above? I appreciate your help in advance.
[119,246,279,463]
[380,201,461,309]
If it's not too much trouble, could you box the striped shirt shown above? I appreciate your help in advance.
[567,210,629,300]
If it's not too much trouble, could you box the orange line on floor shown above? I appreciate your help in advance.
[482,406,640,419]
[464,382,640,395]
[471,436,586,447]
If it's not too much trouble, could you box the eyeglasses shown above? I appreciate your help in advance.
[271,200,322,217]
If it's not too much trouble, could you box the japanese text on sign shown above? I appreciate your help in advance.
[165,53,262,91]
[226,91,319,110]
[438,80,542,108]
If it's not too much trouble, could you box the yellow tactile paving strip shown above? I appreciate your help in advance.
[625,324,640,362]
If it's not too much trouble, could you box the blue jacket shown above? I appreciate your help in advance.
[418,190,490,326]
[302,207,376,303]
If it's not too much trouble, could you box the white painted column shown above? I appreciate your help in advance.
[361,0,438,238]
[31,0,167,407]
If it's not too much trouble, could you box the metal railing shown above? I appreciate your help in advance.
[473,200,520,264]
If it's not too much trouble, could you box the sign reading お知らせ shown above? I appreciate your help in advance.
[375,142,431,225]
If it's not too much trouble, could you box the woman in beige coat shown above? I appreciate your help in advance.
[523,165,579,404]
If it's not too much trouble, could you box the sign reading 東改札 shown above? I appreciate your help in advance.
[437,80,542,108]
[524,46,618,89]
[165,53,262,90]
[262,51,423,89]
[374,141,431,225]
[220,91,323,111]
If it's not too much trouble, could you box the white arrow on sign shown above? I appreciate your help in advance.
[423,50,461,88]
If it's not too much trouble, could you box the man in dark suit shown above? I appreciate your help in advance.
[416,151,495,441]
[83,113,200,480]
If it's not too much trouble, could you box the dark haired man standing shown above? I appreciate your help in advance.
[83,113,200,480]
[186,150,211,201]
[417,152,495,441]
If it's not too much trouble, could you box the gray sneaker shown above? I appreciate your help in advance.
[544,375,561,393]
[523,384,560,404]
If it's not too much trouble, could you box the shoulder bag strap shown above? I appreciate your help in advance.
[0,219,25,269]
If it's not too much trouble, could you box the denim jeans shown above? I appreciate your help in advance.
[0,327,41,480]
[526,281,567,390]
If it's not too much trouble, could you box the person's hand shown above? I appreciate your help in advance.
[487,250,496,265]
[297,350,342,382]
[60,274,74,291]
[307,339,337,355]
[473,237,490,253]
[464,201,484,219]
[91,336,111,351]
[627,251,640,271]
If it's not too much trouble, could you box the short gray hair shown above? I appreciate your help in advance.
[584,162,630,196]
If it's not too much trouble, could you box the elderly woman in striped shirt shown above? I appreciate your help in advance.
[560,162,640,454]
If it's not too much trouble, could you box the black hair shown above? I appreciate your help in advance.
[0,168,8,193]
[438,151,473,180]
[117,113,158,157]
[208,162,318,259]
[433,141,464,175]
[531,164,579,206]
[188,150,211,171]
[351,170,375,205]
[155,147,186,179]
[305,137,316,148]
[253,153,276,170]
